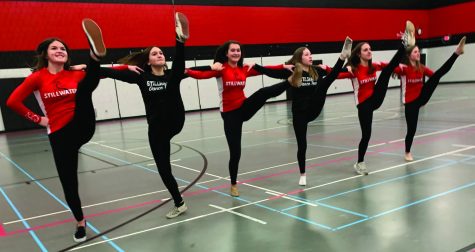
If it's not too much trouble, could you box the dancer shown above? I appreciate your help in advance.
[185,40,297,196]
[337,21,415,175]
[253,37,353,185]
[7,19,106,242]
[394,36,466,161]
[99,13,191,219]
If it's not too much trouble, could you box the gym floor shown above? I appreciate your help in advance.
[1,84,474,252]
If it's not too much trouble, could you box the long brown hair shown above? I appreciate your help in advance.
[403,45,424,74]
[346,42,375,74]
[285,47,318,80]
[118,46,168,72]
[33,38,71,72]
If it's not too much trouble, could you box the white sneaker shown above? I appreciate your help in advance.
[166,203,187,219]
[402,20,415,48]
[340,36,353,60]
[73,221,87,243]
[82,18,106,58]
[175,12,189,42]
[353,162,369,175]
[298,175,306,186]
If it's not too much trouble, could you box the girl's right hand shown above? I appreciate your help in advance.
[211,62,224,71]
[128,65,144,74]
[39,116,49,127]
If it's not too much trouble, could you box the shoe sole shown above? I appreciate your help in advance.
[353,166,369,176]
[82,19,106,57]
[344,36,353,51]
[166,207,187,219]
[73,235,87,243]
[176,12,189,39]
[405,20,416,46]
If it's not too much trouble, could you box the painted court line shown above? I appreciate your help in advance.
[4,128,471,229]
[68,198,273,251]
[0,152,125,252]
[388,123,475,143]
[2,122,474,241]
[265,191,318,207]
[4,188,176,225]
[209,204,267,224]
[335,179,475,230]
[0,188,46,251]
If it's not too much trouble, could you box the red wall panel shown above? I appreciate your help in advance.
[5,1,474,52]
[428,2,475,37]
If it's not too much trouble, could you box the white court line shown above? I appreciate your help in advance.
[15,146,474,247]
[209,204,267,224]
[302,146,475,192]
[7,123,471,225]
[89,141,153,160]
[265,192,318,207]
[176,134,226,143]
[70,198,272,251]
[237,143,386,176]
[388,123,475,144]
[451,153,475,158]
[126,146,149,151]
[3,188,180,225]
[88,141,180,163]
[69,144,473,251]
[254,125,288,132]
[452,144,475,148]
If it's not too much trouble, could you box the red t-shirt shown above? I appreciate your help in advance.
[187,63,281,112]
[393,64,434,104]
[7,68,85,134]
[337,62,387,105]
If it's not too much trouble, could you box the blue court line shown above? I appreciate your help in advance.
[279,212,333,231]
[278,140,456,163]
[0,151,124,252]
[279,197,367,218]
[315,202,368,218]
[83,147,337,231]
[280,204,306,212]
[460,160,475,166]
[81,147,192,185]
[334,179,475,231]
[280,157,473,218]
[0,187,47,252]
[315,160,458,202]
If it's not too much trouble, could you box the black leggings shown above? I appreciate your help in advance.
[48,57,100,222]
[293,58,345,173]
[404,53,459,152]
[221,81,289,184]
[148,115,184,207]
[148,41,186,207]
[356,45,406,162]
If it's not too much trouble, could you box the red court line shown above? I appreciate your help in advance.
[266,129,469,200]
[3,127,471,236]
[0,223,6,237]
[3,199,163,236]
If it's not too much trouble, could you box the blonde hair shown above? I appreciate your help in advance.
[285,47,318,80]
